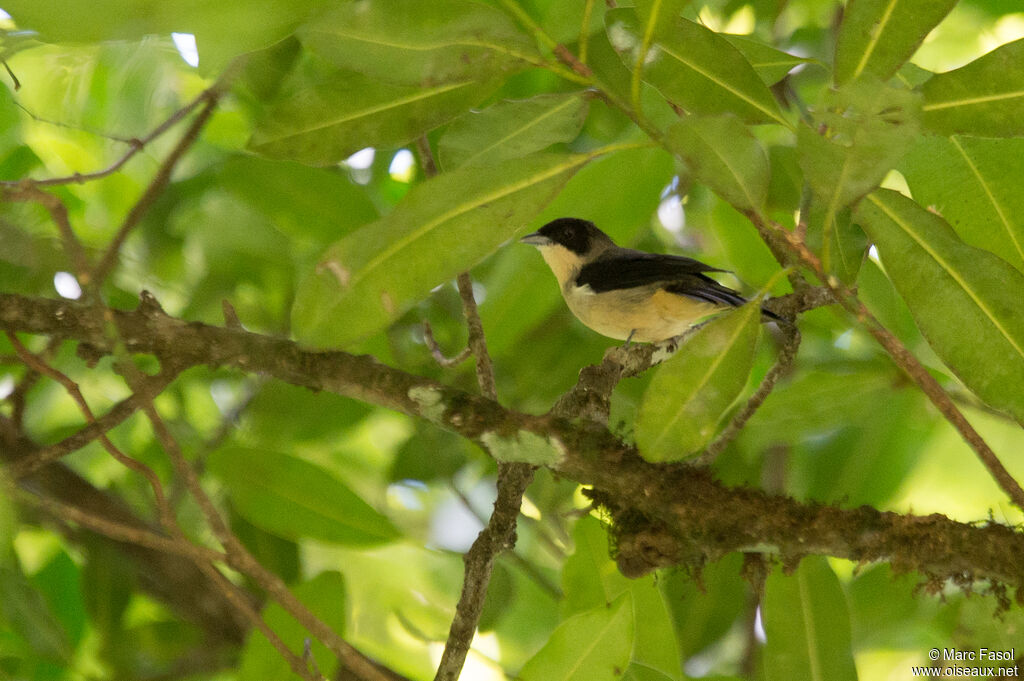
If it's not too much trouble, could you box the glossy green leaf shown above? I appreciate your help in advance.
[249,55,495,165]
[636,303,761,461]
[519,594,634,681]
[299,0,535,86]
[208,446,400,545]
[439,93,589,169]
[921,38,1024,136]
[605,8,788,125]
[834,0,957,85]
[901,135,1024,272]
[762,557,858,681]
[855,189,1024,422]
[799,79,920,280]
[292,152,593,347]
[724,34,814,86]
[665,114,769,213]
[238,572,347,681]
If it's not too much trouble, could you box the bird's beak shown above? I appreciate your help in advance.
[520,231,551,246]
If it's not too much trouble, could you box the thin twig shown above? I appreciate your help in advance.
[198,559,324,681]
[11,483,226,563]
[455,274,498,401]
[139,397,400,681]
[5,331,177,529]
[8,370,174,479]
[423,320,473,368]
[2,60,20,90]
[91,91,221,289]
[697,324,802,466]
[749,213,1024,510]
[0,88,212,189]
[2,185,91,285]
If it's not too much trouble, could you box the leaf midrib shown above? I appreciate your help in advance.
[867,192,1024,362]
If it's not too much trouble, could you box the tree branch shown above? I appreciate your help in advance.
[745,213,1024,511]
[3,292,1024,596]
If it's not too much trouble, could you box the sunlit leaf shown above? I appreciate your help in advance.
[292,152,594,347]
[855,189,1024,422]
[605,8,788,125]
[300,0,536,86]
[724,34,814,85]
[208,446,401,545]
[520,594,634,681]
[439,93,589,169]
[834,0,957,85]
[249,55,496,165]
[921,38,1024,137]
[901,135,1024,272]
[665,114,769,213]
[762,557,858,681]
[2,0,325,72]
[636,303,761,461]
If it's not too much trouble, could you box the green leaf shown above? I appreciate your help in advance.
[798,79,920,280]
[439,93,589,169]
[855,189,1024,422]
[299,0,536,86]
[208,446,400,545]
[628,579,684,679]
[901,135,1024,272]
[605,8,788,125]
[834,0,958,85]
[238,572,347,681]
[216,156,378,248]
[249,55,496,165]
[723,35,814,86]
[292,152,593,347]
[519,594,634,681]
[0,565,70,661]
[762,557,858,681]
[3,0,324,72]
[665,114,769,213]
[636,303,761,462]
[921,38,1024,137]
[562,516,630,617]
[660,554,747,658]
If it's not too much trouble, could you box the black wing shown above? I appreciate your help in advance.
[576,251,746,307]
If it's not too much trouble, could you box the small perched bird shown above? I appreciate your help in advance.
[521,217,777,343]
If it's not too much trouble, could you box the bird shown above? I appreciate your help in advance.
[521,217,779,344]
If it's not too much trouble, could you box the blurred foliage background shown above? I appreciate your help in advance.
[1,0,1024,679]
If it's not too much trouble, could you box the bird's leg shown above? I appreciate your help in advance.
[623,329,637,348]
